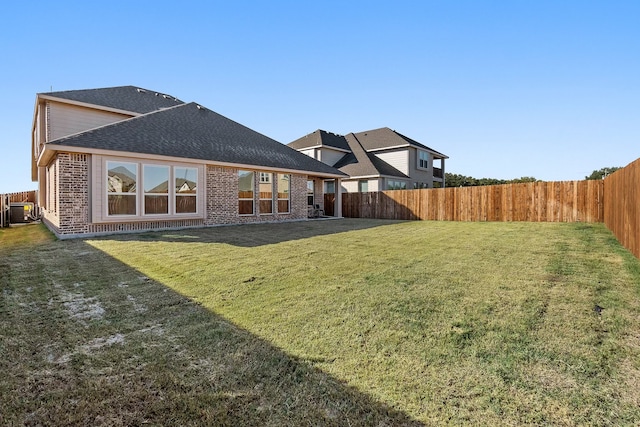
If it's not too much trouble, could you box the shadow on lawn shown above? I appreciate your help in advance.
[97,218,405,248]
[6,236,422,426]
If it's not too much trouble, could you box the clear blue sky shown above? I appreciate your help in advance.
[1,1,638,193]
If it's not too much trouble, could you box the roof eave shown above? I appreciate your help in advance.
[42,144,347,179]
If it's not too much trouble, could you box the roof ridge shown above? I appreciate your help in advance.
[345,133,377,170]
[39,85,185,115]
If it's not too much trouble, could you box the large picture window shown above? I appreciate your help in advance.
[144,165,169,215]
[104,160,199,219]
[259,172,273,214]
[107,161,137,215]
[278,174,290,213]
[175,167,197,214]
[239,170,254,215]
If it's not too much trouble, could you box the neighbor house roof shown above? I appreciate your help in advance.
[333,134,408,179]
[46,102,345,177]
[41,85,184,114]
[288,129,351,151]
[353,127,448,158]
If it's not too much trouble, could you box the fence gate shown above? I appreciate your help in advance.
[0,194,9,228]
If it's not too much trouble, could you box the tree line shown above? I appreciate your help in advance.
[444,167,620,187]
[444,174,538,187]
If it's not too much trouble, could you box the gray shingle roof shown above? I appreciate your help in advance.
[354,127,448,158]
[49,102,345,177]
[42,86,184,114]
[288,130,351,151]
[333,134,408,179]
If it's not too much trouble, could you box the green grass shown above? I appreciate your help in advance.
[2,220,640,425]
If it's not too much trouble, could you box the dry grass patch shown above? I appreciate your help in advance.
[1,223,417,426]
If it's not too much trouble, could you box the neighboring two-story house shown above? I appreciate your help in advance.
[31,86,345,238]
[288,128,447,193]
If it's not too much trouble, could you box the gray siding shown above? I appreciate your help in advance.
[48,102,130,141]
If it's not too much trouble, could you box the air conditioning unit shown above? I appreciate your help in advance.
[10,202,35,224]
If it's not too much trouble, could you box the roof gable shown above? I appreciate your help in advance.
[288,130,351,151]
[41,86,184,114]
[49,103,345,177]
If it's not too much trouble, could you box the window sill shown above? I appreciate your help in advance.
[97,213,203,223]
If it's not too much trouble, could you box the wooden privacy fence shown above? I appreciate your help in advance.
[339,180,604,223]
[604,158,640,259]
[8,191,37,203]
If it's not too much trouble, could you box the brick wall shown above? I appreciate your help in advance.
[204,166,308,225]
[291,174,309,218]
[56,153,90,235]
[46,154,315,238]
[204,166,239,225]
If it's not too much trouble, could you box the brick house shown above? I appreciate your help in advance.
[289,128,448,193]
[31,86,345,238]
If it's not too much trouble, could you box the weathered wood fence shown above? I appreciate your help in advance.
[7,191,37,203]
[337,180,604,223]
[604,158,640,259]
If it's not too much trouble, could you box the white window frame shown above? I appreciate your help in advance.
[106,160,139,217]
[418,150,430,170]
[259,171,274,215]
[174,166,198,215]
[277,173,290,214]
[238,170,255,216]
[143,164,170,216]
[99,157,202,222]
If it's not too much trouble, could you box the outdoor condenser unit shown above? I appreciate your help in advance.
[9,202,35,224]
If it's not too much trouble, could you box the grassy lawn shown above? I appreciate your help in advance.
[2,219,640,425]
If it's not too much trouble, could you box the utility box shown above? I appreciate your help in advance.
[10,203,35,224]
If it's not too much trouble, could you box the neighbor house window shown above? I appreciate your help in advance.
[278,174,290,213]
[387,180,407,190]
[107,161,137,215]
[307,180,314,206]
[358,180,369,192]
[418,151,430,169]
[259,172,273,214]
[175,167,197,214]
[239,170,254,215]
[144,165,169,215]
